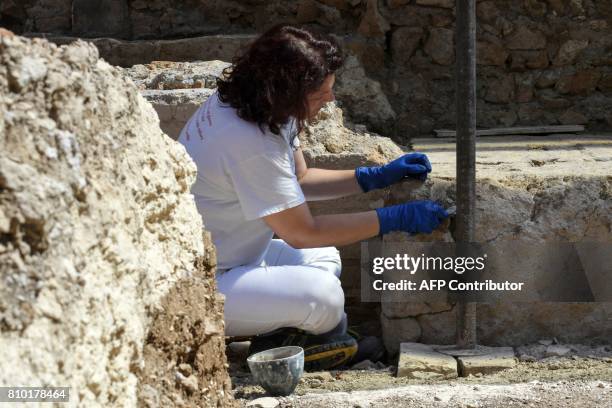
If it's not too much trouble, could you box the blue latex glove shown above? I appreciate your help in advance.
[375,200,449,235]
[355,153,432,193]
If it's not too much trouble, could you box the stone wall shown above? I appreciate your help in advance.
[2,0,612,141]
[379,135,612,354]
[0,31,234,407]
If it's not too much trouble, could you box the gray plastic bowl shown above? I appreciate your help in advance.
[247,346,304,396]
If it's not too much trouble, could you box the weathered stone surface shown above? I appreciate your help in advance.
[300,102,403,167]
[344,34,386,71]
[506,26,547,50]
[424,28,454,65]
[545,345,571,357]
[387,0,411,8]
[510,50,550,70]
[559,109,588,125]
[524,0,548,18]
[454,347,517,376]
[597,73,612,93]
[515,83,534,103]
[142,88,214,139]
[0,34,234,407]
[556,70,601,94]
[125,60,230,90]
[397,343,458,379]
[553,39,589,66]
[246,397,280,408]
[124,57,396,139]
[358,0,390,39]
[417,308,456,345]
[46,35,255,67]
[297,0,321,23]
[477,41,509,66]
[538,94,572,109]
[477,1,500,22]
[335,55,397,134]
[484,74,515,103]
[535,69,561,88]
[28,0,72,33]
[391,27,423,66]
[72,0,130,38]
[415,0,454,8]
[381,313,421,356]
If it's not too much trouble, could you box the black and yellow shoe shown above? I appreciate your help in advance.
[248,328,358,371]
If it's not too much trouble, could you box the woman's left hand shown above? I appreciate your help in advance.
[355,152,432,192]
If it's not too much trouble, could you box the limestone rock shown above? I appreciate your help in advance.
[247,397,280,408]
[358,0,390,39]
[598,74,612,93]
[506,26,547,50]
[391,27,423,66]
[559,109,588,125]
[510,50,549,70]
[0,34,234,407]
[397,343,458,379]
[124,57,396,139]
[124,60,230,90]
[300,102,403,168]
[546,345,571,357]
[381,313,421,356]
[335,55,397,135]
[524,0,547,17]
[477,1,500,22]
[72,0,130,38]
[387,0,411,8]
[477,41,509,66]
[553,40,589,66]
[484,74,515,104]
[455,346,517,376]
[344,34,387,71]
[424,28,454,66]
[556,70,601,94]
[415,0,454,8]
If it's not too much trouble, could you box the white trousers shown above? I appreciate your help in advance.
[217,239,345,337]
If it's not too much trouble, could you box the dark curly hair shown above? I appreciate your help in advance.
[217,24,344,136]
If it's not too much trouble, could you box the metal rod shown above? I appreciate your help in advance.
[455,0,477,348]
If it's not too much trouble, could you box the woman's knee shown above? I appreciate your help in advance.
[302,273,345,334]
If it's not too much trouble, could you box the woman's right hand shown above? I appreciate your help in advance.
[375,200,449,235]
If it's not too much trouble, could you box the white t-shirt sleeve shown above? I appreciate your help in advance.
[229,152,306,221]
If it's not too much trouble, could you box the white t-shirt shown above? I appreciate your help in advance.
[178,91,305,272]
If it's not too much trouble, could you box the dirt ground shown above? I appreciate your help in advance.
[229,342,612,407]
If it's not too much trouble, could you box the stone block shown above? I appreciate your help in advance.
[424,28,454,66]
[381,313,422,356]
[358,0,390,39]
[397,342,458,379]
[553,40,589,66]
[454,346,517,376]
[391,27,424,66]
[559,109,588,125]
[556,70,601,95]
[477,41,509,66]
[72,0,130,38]
[415,0,454,8]
[506,26,547,50]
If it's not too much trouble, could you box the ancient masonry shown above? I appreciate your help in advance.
[2,0,612,141]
